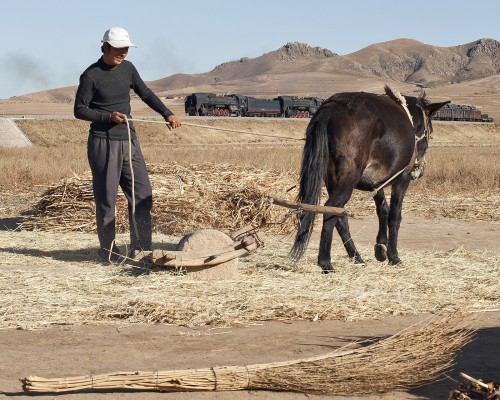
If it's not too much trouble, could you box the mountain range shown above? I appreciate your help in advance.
[6,38,500,121]
[149,38,499,93]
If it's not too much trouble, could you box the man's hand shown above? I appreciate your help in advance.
[166,115,182,130]
[110,112,126,123]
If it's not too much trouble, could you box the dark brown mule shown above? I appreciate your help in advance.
[290,86,449,272]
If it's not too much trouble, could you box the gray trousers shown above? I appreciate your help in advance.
[87,134,153,251]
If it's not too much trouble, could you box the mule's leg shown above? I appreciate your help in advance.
[387,178,411,265]
[335,216,365,265]
[373,189,389,262]
[318,187,354,273]
[318,211,337,273]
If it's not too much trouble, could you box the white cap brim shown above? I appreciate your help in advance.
[103,40,136,48]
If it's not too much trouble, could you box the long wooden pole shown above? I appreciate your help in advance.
[459,372,490,390]
[269,196,350,217]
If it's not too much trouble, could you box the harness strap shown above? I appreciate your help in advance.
[394,91,414,127]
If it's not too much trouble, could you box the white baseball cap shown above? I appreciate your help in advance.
[102,27,136,48]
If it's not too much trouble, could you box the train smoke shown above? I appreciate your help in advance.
[0,52,55,99]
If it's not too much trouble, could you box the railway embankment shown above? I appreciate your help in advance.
[0,118,33,147]
[7,116,500,148]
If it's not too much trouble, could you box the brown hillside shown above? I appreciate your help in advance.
[346,38,500,86]
[147,42,368,94]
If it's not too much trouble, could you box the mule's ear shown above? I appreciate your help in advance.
[425,100,451,117]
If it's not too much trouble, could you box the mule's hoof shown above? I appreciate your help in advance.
[374,243,387,262]
[321,268,335,274]
[353,255,366,266]
[319,260,335,274]
[388,257,402,266]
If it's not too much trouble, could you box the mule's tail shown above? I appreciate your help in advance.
[289,114,330,261]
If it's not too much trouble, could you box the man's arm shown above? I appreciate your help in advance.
[73,74,111,123]
[130,65,181,128]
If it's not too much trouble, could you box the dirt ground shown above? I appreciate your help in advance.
[0,112,498,398]
[1,311,499,400]
[0,212,498,400]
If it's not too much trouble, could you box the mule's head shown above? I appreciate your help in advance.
[405,91,450,161]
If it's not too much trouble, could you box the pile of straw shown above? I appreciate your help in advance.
[20,162,298,235]
[19,162,499,239]
[21,312,474,394]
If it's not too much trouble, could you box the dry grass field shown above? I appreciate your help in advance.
[0,116,499,400]
[1,117,499,192]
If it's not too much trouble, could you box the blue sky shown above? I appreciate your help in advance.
[0,0,498,99]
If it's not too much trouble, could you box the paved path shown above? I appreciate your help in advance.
[0,118,33,147]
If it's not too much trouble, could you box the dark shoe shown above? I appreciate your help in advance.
[98,244,122,264]
[128,248,152,264]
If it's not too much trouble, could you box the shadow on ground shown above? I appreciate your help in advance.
[411,326,500,399]
[0,217,23,231]
[0,240,178,264]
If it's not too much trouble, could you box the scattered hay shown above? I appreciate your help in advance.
[21,312,474,394]
[403,189,500,222]
[0,230,498,330]
[20,162,298,236]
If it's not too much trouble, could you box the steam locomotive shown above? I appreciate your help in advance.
[431,103,493,123]
[184,93,323,118]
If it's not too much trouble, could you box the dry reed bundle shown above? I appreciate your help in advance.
[21,312,474,394]
[20,162,298,235]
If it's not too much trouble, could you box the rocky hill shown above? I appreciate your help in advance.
[346,38,500,86]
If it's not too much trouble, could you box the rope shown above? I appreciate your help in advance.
[211,367,218,391]
[128,118,305,141]
[119,115,300,253]
[364,105,432,199]
[394,91,414,127]
[124,116,139,240]
[363,166,407,200]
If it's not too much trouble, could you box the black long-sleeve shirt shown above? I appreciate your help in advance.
[74,58,173,140]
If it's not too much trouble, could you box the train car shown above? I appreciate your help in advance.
[226,94,282,117]
[244,97,282,117]
[184,94,493,123]
[432,103,491,122]
[185,93,211,115]
[481,114,494,123]
[458,105,482,121]
[185,93,325,118]
[277,96,322,118]
[184,93,240,116]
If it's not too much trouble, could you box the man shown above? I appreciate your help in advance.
[74,27,181,263]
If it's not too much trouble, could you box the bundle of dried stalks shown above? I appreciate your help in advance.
[20,162,298,235]
[21,312,474,394]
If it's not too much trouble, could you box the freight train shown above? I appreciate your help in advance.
[184,93,494,123]
[431,103,493,123]
[184,93,323,118]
